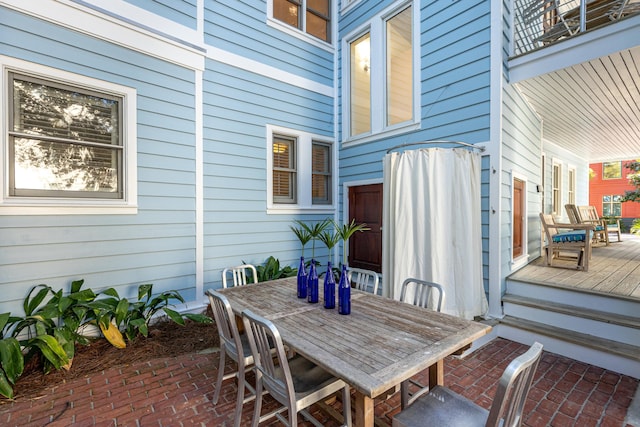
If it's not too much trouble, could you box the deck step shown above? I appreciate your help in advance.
[500,315,640,364]
[502,294,640,329]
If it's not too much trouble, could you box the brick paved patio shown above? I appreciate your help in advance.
[0,338,637,426]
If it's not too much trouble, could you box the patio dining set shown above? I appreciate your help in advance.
[206,265,544,427]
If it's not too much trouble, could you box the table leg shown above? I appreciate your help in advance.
[428,359,444,386]
[354,390,374,427]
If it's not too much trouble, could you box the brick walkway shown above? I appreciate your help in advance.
[0,338,637,426]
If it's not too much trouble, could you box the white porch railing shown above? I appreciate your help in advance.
[512,0,640,56]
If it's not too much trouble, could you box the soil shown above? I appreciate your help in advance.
[4,308,219,403]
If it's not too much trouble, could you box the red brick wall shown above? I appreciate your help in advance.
[589,161,640,219]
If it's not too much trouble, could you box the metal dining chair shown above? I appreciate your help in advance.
[399,278,445,312]
[242,309,352,427]
[206,290,256,427]
[347,267,379,295]
[222,264,258,288]
[393,342,544,427]
[399,278,446,408]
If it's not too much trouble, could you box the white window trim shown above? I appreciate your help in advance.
[266,0,335,52]
[340,0,362,14]
[0,56,137,215]
[341,0,419,145]
[567,165,576,205]
[266,124,336,214]
[511,171,529,270]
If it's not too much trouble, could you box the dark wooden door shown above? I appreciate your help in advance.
[348,183,383,273]
[513,178,524,258]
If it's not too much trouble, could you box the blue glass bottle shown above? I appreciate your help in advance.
[323,261,335,309]
[307,259,319,303]
[297,256,307,298]
[338,264,351,315]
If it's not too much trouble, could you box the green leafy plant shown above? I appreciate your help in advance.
[0,314,25,398]
[93,284,212,345]
[290,222,312,258]
[333,219,370,265]
[292,219,331,259]
[631,218,640,235]
[255,256,297,282]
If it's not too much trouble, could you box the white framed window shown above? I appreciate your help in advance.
[1,56,137,215]
[342,1,418,144]
[568,166,576,205]
[267,125,335,213]
[552,160,561,216]
[268,0,332,47]
[602,161,622,179]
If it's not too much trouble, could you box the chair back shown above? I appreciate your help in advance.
[348,267,380,295]
[242,309,295,408]
[564,204,580,224]
[206,290,245,362]
[222,264,258,288]
[486,341,544,427]
[400,278,445,312]
[540,213,558,240]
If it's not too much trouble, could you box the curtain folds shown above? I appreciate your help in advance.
[382,148,488,319]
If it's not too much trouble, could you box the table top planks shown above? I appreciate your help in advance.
[219,277,491,398]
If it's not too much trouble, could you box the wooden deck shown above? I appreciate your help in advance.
[509,233,640,301]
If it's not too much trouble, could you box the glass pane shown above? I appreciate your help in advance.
[350,33,371,136]
[613,194,623,202]
[306,11,329,41]
[13,78,119,146]
[312,174,329,203]
[603,195,611,202]
[603,162,621,179]
[613,203,622,216]
[312,144,330,173]
[273,0,300,29]
[273,171,294,199]
[603,204,612,216]
[14,137,119,193]
[308,0,329,15]
[386,6,412,126]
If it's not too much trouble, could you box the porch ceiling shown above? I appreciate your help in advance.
[515,45,640,163]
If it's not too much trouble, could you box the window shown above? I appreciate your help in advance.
[272,135,297,203]
[267,125,334,212]
[272,0,331,42]
[1,57,137,214]
[312,142,331,204]
[552,161,561,215]
[603,161,622,179]
[10,73,122,199]
[603,195,622,217]
[568,167,576,205]
[345,3,416,141]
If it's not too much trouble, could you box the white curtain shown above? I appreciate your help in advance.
[382,148,488,319]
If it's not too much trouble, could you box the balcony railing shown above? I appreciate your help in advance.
[513,0,640,56]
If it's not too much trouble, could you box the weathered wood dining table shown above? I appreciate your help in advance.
[218,276,491,427]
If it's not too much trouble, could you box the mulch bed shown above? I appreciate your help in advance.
[2,309,219,403]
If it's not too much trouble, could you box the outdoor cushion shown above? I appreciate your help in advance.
[552,230,587,243]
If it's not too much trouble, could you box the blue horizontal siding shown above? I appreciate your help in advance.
[204,0,334,87]
[0,8,198,315]
[124,0,197,29]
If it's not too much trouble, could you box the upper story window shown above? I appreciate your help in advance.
[267,125,334,213]
[272,0,331,43]
[344,2,417,143]
[603,161,622,179]
[1,56,137,215]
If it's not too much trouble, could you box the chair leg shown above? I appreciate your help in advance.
[251,374,263,427]
[233,364,246,427]
[212,348,227,404]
